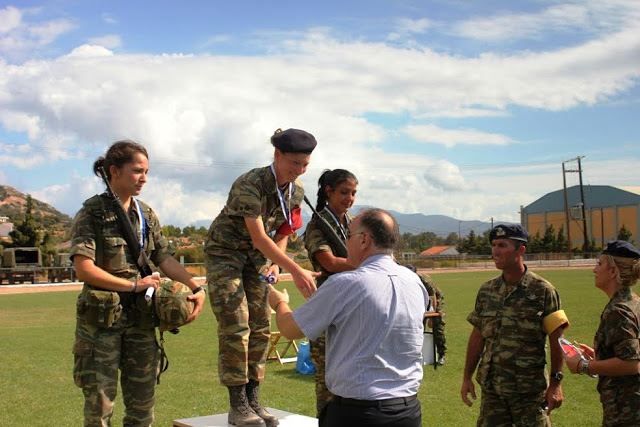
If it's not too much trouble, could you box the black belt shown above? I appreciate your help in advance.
[333,394,417,408]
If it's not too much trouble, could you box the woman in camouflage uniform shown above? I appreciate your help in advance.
[204,128,319,427]
[564,240,640,426]
[71,140,206,426]
[303,168,358,418]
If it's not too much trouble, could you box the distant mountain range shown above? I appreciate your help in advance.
[0,185,73,235]
[192,205,492,237]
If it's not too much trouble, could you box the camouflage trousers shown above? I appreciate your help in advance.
[206,254,271,386]
[73,308,160,427]
[432,313,446,356]
[478,387,550,427]
[310,332,333,417]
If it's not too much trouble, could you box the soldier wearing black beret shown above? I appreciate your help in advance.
[204,127,318,426]
[462,223,569,426]
[563,240,640,426]
[271,128,317,154]
[601,240,640,259]
[489,223,530,243]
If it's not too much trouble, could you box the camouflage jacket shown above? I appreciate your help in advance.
[70,194,174,281]
[304,207,353,287]
[594,287,640,401]
[467,268,562,395]
[204,166,304,266]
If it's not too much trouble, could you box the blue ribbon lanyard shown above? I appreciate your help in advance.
[270,163,293,230]
[132,197,146,249]
[323,205,349,241]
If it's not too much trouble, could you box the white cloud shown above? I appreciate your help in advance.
[1,8,639,226]
[418,108,509,119]
[0,6,22,34]
[29,18,75,45]
[66,44,114,58]
[87,35,121,49]
[452,1,640,42]
[388,17,432,41]
[31,172,102,217]
[101,13,117,25]
[405,124,512,147]
[0,6,75,61]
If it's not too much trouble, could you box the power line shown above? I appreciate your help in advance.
[0,141,563,173]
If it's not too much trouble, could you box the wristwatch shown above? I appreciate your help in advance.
[550,372,564,382]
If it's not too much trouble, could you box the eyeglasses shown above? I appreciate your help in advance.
[346,229,365,240]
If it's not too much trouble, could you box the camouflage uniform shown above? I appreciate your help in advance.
[70,194,174,427]
[467,268,565,427]
[204,165,304,386]
[303,207,353,417]
[419,274,446,359]
[594,286,640,427]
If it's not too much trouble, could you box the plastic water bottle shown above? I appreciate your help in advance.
[145,272,161,301]
[261,273,276,284]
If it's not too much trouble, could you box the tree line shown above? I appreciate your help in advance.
[3,196,636,265]
[400,224,635,256]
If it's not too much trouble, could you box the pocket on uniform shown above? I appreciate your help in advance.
[72,339,94,388]
[103,236,128,271]
[83,290,122,328]
[480,310,499,339]
[517,307,545,343]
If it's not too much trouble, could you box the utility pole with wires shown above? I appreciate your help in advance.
[562,156,589,257]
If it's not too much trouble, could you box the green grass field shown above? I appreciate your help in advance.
[0,268,608,426]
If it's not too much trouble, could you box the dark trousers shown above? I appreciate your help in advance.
[319,395,422,427]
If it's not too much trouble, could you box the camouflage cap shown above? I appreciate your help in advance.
[489,223,529,243]
[271,128,317,153]
[602,240,640,259]
[155,278,194,332]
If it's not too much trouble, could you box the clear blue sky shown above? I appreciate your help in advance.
[1,1,638,229]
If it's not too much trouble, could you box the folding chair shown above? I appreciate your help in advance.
[266,331,298,364]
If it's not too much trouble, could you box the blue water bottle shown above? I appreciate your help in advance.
[261,273,276,284]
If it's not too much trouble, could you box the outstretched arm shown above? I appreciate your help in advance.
[245,216,318,298]
[267,285,305,340]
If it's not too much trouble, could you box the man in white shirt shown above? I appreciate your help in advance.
[269,208,429,426]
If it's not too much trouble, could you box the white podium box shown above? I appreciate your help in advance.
[422,332,435,365]
[173,408,317,427]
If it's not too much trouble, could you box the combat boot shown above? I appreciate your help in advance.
[227,385,266,427]
[246,379,279,426]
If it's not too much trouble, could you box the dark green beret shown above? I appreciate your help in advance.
[602,240,640,259]
[489,223,529,243]
[271,128,317,154]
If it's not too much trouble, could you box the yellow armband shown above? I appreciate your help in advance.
[543,309,569,334]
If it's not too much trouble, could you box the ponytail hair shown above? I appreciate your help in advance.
[93,140,148,182]
[315,169,358,211]
[605,254,640,287]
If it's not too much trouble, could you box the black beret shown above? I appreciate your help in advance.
[602,240,640,259]
[271,128,317,154]
[489,223,529,243]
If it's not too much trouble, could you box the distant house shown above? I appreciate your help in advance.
[0,222,13,241]
[399,251,417,260]
[420,245,459,256]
